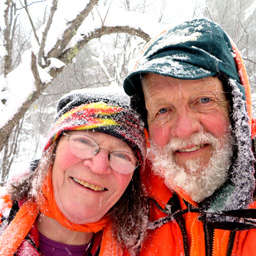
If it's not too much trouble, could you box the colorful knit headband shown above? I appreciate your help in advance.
[44,88,146,167]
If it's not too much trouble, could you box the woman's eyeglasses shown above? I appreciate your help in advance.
[63,133,139,174]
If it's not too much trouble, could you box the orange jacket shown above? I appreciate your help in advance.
[137,37,256,256]
[139,163,256,256]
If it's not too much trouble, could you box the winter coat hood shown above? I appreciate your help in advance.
[124,19,243,97]
[123,18,255,133]
[123,18,256,216]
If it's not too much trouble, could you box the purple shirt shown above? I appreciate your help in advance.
[39,232,91,256]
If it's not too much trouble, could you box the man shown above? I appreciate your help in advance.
[123,18,256,256]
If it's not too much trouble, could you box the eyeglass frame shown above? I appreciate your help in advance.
[61,132,139,174]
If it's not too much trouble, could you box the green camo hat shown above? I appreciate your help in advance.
[123,18,244,98]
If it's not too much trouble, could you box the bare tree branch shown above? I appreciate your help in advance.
[243,57,256,65]
[16,0,46,10]
[204,6,213,20]
[95,0,114,26]
[4,0,14,76]
[73,63,84,87]
[38,0,58,66]
[4,118,23,175]
[19,0,40,45]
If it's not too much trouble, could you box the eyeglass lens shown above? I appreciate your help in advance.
[67,133,137,174]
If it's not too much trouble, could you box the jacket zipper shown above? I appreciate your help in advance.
[170,194,190,256]
[204,222,213,256]
[175,214,190,256]
[175,196,198,256]
[189,216,196,256]
[225,231,236,256]
[211,229,236,256]
[172,194,237,256]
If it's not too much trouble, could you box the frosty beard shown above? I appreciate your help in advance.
[148,132,233,202]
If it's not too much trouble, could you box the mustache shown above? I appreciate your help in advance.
[148,131,233,202]
[162,132,219,152]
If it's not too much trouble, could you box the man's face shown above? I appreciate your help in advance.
[142,73,232,201]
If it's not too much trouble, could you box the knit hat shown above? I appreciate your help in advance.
[123,18,245,100]
[44,87,146,167]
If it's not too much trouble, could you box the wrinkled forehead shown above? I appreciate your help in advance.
[141,73,226,100]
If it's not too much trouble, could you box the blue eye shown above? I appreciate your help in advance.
[199,97,211,103]
[157,108,168,115]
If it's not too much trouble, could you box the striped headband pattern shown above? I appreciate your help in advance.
[43,95,146,166]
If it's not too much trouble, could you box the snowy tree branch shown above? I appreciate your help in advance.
[59,26,150,66]
[47,0,99,59]
[0,0,157,156]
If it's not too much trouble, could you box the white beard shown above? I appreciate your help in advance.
[148,132,233,202]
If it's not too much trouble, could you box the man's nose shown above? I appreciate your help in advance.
[83,149,112,175]
[170,106,201,139]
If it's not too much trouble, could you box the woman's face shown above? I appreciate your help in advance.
[52,131,135,224]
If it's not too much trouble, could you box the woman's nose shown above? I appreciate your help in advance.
[83,149,112,175]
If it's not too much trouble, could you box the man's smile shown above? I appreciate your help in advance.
[176,144,208,153]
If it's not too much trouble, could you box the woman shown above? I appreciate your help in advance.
[0,87,147,256]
